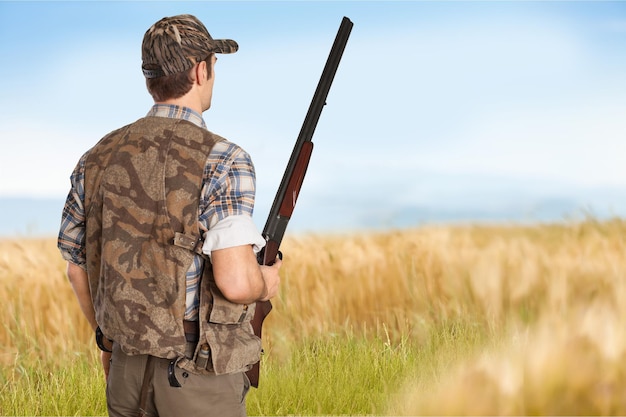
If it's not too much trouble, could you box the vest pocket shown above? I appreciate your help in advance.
[207,281,256,324]
[202,280,262,374]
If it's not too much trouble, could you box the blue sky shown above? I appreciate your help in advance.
[1,1,626,235]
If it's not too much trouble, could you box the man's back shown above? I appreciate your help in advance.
[58,14,281,417]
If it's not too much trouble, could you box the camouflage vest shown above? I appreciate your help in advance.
[83,117,261,375]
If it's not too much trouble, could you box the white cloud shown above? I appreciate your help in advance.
[0,124,86,197]
[413,96,626,187]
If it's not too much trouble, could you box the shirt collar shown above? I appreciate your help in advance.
[146,104,207,129]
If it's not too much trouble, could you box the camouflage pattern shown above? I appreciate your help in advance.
[142,14,238,79]
[198,280,260,374]
[84,117,261,375]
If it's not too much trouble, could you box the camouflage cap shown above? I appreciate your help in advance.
[141,14,238,79]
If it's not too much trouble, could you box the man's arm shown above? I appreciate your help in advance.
[66,262,97,330]
[211,244,281,305]
[66,262,112,377]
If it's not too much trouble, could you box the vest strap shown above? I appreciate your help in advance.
[173,232,205,256]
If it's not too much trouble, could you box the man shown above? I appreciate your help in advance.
[58,14,281,417]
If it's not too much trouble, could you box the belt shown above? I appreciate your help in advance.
[183,320,199,343]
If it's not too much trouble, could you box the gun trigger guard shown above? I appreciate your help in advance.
[277,251,283,261]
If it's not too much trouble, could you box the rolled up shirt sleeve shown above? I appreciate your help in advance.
[202,215,266,260]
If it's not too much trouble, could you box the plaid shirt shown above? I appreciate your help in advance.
[58,104,257,320]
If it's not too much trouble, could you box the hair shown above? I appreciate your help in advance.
[146,54,214,102]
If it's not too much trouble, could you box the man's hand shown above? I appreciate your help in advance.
[66,263,114,381]
[101,351,112,381]
[259,256,282,301]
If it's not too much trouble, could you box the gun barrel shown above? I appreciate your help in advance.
[297,16,354,145]
[262,17,354,245]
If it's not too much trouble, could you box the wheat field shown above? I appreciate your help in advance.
[1,218,626,415]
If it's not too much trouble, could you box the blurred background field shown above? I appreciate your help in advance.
[1,218,626,415]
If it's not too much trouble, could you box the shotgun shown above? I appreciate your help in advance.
[246,16,353,388]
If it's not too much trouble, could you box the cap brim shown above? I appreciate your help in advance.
[211,39,238,54]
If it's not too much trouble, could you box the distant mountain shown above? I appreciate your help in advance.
[1,192,624,238]
[287,197,597,233]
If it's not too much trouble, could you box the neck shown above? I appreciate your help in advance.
[157,91,203,114]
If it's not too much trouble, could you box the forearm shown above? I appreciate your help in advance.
[211,245,267,304]
[66,262,98,331]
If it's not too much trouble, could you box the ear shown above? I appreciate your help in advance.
[195,61,208,86]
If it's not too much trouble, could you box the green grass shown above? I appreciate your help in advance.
[249,335,416,415]
[0,352,106,416]
[0,318,492,416]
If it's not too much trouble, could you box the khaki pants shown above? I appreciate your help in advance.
[107,343,250,417]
